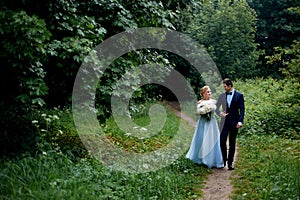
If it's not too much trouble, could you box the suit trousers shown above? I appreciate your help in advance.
[220,123,238,165]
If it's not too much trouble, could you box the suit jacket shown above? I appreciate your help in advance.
[216,91,245,126]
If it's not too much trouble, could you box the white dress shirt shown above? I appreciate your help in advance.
[227,89,235,107]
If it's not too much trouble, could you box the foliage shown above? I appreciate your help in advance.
[101,102,193,153]
[232,134,300,199]
[95,50,175,121]
[235,78,300,139]
[30,108,88,159]
[0,107,37,157]
[247,0,300,77]
[183,0,261,79]
[0,153,209,199]
[231,78,300,199]
[247,0,300,53]
[0,9,50,108]
[0,107,87,158]
[266,40,300,81]
[1,0,299,110]
[0,108,209,200]
[0,0,179,109]
[0,0,180,155]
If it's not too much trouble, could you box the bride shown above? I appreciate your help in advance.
[186,86,224,168]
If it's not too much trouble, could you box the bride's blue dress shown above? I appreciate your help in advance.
[186,113,224,168]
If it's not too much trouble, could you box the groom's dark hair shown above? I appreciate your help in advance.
[223,78,233,87]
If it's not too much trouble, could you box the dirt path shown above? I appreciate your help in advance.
[167,102,235,200]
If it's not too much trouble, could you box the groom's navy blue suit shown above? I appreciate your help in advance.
[216,90,245,166]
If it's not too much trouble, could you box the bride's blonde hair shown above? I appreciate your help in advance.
[200,86,210,97]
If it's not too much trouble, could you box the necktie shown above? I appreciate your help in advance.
[226,92,232,95]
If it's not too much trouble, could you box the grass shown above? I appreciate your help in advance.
[1,80,299,199]
[102,101,196,153]
[0,102,210,200]
[0,152,210,200]
[231,134,300,200]
[229,78,300,199]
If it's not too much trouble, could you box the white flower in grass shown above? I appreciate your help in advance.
[125,132,132,137]
[140,127,147,131]
[42,151,47,156]
[31,120,39,124]
[52,115,59,120]
[41,113,47,117]
[41,129,47,132]
[143,164,149,169]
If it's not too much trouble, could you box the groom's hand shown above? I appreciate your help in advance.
[236,122,243,129]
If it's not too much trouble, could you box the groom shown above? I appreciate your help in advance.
[216,78,245,170]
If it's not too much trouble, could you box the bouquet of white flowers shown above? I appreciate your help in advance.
[196,99,217,121]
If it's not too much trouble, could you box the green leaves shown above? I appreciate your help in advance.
[232,78,299,199]
[248,0,300,77]
[183,0,261,79]
[236,78,300,139]
[266,40,300,81]
[0,107,207,199]
[0,9,50,108]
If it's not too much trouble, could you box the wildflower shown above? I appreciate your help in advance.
[31,120,39,124]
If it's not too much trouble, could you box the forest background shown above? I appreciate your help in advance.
[0,0,299,199]
[1,0,299,155]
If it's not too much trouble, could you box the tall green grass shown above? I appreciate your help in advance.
[0,151,210,200]
[232,134,299,200]
[0,102,210,200]
[231,78,300,199]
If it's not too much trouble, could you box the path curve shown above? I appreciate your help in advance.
[166,102,236,200]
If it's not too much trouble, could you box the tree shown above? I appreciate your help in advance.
[247,0,300,77]
[266,40,300,81]
[184,0,261,79]
[0,9,50,109]
[0,0,181,155]
[0,0,179,108]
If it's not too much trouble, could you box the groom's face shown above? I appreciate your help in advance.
[223,84,232,92]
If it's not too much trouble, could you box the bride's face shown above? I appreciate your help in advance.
[203,89,212,100]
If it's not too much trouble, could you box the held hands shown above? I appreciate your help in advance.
[220,111,228,118]
[220,112,243,128]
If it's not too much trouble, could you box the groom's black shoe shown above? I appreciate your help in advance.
[228,164,234,170]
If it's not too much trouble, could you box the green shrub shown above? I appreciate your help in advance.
[30,108,88,159]
[236,78,300,139]
[0,106,38,157]
[0,106,88,159]
[231,78,300,199]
